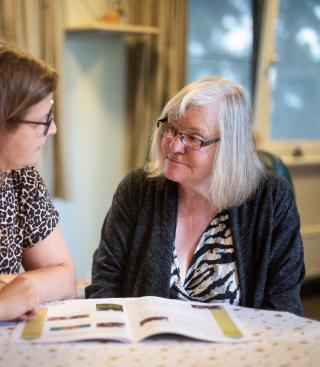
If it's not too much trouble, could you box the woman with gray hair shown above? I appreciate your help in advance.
[87,76,304,316]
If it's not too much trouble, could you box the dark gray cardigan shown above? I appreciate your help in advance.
[86,168,305,316]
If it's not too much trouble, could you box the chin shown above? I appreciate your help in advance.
[164,161,189,182]
[20,158,39,169]
[164,169,187,183]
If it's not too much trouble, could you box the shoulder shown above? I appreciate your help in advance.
[232,173,296,215]
[10,168,59,246]
[237,173,298,224]
[117,168,172,198]
[12,166,47,192]
[118,168,149,188]
[12,166,58,217]
[113,168,177,216]
[251,173,293,202]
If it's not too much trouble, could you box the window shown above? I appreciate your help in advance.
[188,0,320,161]
[188,0,253,97]
[254,0,320,160]
[271,0,320,140]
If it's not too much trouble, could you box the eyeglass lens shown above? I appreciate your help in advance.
[158,122,202,150]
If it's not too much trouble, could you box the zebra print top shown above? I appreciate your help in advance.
[169,210,240,304]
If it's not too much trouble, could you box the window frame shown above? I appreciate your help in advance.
[253,0,320,166]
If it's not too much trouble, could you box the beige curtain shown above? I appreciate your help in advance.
[0,0,66,197]
[126,0,187,169]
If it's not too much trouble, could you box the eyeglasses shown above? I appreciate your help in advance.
[157,117,220,150]
[10,105,54,136]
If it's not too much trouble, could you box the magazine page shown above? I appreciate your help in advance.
[13,299,132,343]
[124,296,246,343]
[12,297,247,344]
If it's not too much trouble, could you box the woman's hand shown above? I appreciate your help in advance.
[0,276,39,321]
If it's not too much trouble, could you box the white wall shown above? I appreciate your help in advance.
[53,33,127,279]
[289,166,320,279]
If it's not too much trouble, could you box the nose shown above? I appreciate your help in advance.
[47,120,57,136]
[169,133,185,153]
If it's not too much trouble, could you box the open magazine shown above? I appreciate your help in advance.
[13,296,248,343]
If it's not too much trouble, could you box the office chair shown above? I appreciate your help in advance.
[257,150,294,190]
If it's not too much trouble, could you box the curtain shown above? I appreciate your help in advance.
[251,0,265,106]
[126,0,187,169]
[0,0,66,197]
[252,0,279,137]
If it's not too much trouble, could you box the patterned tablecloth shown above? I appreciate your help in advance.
[1,302,320,367]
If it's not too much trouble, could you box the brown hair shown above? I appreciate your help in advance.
[0,42,58,131]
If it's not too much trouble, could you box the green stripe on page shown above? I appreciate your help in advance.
[210,307,243,338]
[21,308,47,340]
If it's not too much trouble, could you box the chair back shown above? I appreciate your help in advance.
[257,150,294,189]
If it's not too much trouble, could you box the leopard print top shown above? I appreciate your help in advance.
[0,167,59,274]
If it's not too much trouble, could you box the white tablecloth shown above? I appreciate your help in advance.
[1,304,320,367]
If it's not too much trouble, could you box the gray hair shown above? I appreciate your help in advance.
[144,76,265,209]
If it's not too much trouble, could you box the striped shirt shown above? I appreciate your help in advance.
[169,211,240,304]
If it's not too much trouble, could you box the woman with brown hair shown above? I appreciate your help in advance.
[0,42,76,321]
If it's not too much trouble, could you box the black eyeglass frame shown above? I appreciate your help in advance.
[8,105,54,136]
[157,117,220,150]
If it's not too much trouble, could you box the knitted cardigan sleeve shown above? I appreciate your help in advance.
[231,175,305,315]
[261,178,305,314]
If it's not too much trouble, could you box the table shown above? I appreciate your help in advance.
[1,303,320,367]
